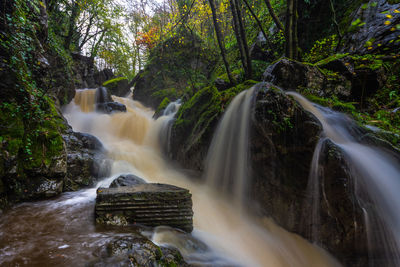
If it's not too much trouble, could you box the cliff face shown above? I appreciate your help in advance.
[0,0,108,211]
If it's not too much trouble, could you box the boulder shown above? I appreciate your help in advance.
[109,174,146,188]
[93,69,114,86]
[249,84,322,224]
[88,234,189,267]
[340,0,400,55]
[264,58,352,99]
[96,102,127,114]
[103,77,130,97]
[95,183,193,232]
[71,53,97,88]
[63,131,110,191]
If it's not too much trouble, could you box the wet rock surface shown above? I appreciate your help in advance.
[95,183,193,232]
[89,233,189,267]
[340,0,400,55]
[109,174,147,188]
[104,77,131,97]
[96,102,127,114]
[63,131,110,191]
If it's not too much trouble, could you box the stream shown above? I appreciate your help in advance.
[0,89,340,266]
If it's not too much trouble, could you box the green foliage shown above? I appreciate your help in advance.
[0,0,67,201]
[303,35,338,63]
[305,94,357,113]
[155,97,171,115]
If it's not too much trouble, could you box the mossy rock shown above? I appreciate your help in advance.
[103,77,130,97]
[170,81,257,171]
[154,97,171,119]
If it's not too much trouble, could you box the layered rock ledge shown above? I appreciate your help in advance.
[95,183,193,232]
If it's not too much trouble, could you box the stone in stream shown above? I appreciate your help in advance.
[88,233,189,267]
[109,174,146,188]
[95,183,193,232]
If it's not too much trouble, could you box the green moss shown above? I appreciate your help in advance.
[155,97,171,115]
[314,53,349,66]
[174,85,222,143]
[103,77,128,86]
[174,80,258,149]
[305,94,356,113]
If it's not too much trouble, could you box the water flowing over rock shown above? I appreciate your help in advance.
[288,92,400,266]
[204,86,257,206]
[64,131,110,191]
[95,183,193,232]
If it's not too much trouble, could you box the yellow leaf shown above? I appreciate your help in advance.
[384,21,391,25]
[386,14,393,19]
[395,9,400,13]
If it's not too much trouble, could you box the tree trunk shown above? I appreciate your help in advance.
[64,1,80,50]
[293,0,299,59]
[229,0,247,75]
[285,0,298,60]
[234,0,252,79]
[208,0,234,84]
[264,0,284,32]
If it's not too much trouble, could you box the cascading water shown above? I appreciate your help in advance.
[0,89,340,266]
[204,87,255,207]
[287,92,400,265]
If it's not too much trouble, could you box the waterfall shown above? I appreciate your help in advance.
[204,87,256,207]
[288,91,400,265]
[0,88,340,267]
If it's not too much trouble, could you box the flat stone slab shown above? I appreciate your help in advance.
[95,183,193,232]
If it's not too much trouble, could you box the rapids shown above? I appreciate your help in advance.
[0,89,340,266]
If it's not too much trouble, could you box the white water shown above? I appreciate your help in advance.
[204,88,255,208]
[0,89,340,266]
[288,92,400,265]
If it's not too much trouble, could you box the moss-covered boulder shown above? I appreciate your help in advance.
[169,81,257,172]
[0,98,68,208]
[103,77,130,97]
[132,27,218,109]
[263,58,352,99]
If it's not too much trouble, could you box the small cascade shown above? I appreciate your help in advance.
[157,99,182,155]
[305,137,327,243]
[288,91,400,265]
[74,89,97,112]
[163,99,182,116]
[204,87,256,207]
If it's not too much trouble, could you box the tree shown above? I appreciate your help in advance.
[208,0,234,84]
[285,0,299,59]
[230,0,252,79]
[264,0,284,32]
